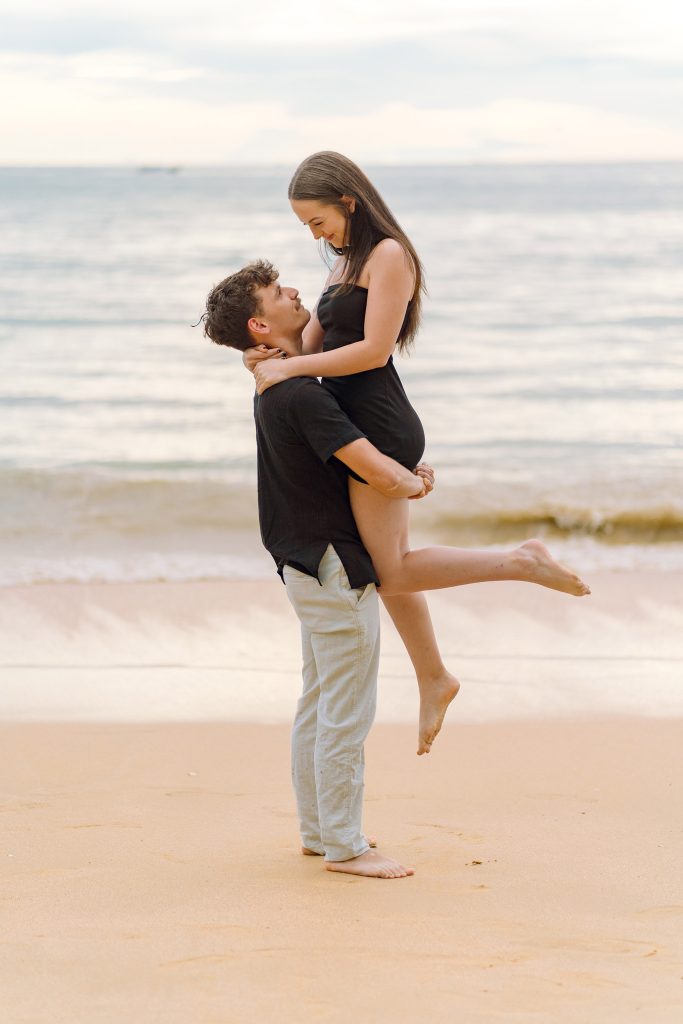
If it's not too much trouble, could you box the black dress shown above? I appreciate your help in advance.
[317,284,425,481]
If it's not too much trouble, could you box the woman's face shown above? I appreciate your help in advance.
[290,198,352,249]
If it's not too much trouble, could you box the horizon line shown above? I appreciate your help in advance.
[2,158,683,170]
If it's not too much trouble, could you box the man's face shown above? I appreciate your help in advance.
[253,280,310,350]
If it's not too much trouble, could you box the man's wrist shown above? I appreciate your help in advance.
[386,468,424,498]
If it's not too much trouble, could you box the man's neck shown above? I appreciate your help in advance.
[268,333,303,359]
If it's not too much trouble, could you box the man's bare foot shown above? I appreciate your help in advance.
[325,849,414,879]
[302,836,377,856]
[516,539,591,596]
[417,671,460,755]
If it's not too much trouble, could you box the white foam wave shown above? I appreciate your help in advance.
[0,549,274,586]
[2,538,683,586]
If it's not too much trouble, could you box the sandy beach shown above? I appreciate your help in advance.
[1,571,682,1021]
[1,718,682,1023]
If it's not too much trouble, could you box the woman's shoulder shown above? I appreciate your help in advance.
[365,238,416,288]
[369,237,407,263]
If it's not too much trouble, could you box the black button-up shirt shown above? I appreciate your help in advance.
[254,378,379,589]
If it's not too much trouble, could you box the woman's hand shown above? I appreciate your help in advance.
[415,462,435,488]
[253,357,292,395]
[242,344,284,374]
[409,462,435,499]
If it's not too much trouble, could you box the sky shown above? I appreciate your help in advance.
[1,0,683,164]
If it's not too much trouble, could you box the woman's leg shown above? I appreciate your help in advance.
[349,481,590,599]
[349,479,459,754]
[380,591,460,755]
[348,479,589,752]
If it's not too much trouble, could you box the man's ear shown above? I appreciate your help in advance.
[247,317,271,337]
[340,194,356,214]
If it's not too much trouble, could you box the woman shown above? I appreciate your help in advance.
[248,151,589,754]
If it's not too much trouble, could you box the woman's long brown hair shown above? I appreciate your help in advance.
[288,151,425,352]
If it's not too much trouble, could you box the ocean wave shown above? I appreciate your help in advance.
[0,467,258,535]
[2,467,682,544]
[418,497,683,545]
[1,467,683,582]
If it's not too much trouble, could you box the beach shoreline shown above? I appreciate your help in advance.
[2,569,682,723]
[2,717,682,1022]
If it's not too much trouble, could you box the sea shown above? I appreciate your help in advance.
[2,163,683,585]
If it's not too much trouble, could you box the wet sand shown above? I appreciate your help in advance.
[2,571,682,722]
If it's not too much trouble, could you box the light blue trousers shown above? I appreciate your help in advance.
[283,545,380,862]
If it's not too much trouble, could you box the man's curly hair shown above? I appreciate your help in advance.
[200,259,278,351]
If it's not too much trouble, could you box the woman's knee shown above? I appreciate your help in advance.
[371,550,411,595]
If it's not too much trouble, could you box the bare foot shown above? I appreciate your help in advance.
[417,671,460,755]
[515,539,591,596]
[325,849,414,879]
[302,835,377,856]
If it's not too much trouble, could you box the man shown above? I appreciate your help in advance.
[201,260,433,879]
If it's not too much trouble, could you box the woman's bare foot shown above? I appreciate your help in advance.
[515,539,591,596]
[302,836,377,856]
[417,671,460,755]
[325,849,414,879]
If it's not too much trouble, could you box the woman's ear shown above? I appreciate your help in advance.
[340,194,356,214]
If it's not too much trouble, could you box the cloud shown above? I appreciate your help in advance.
[1,2,682,163]
[2,50,681,166]
[67,52,204,83]
[0,1,500,50]
[0,56,271,163]
[276,100,683,164]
